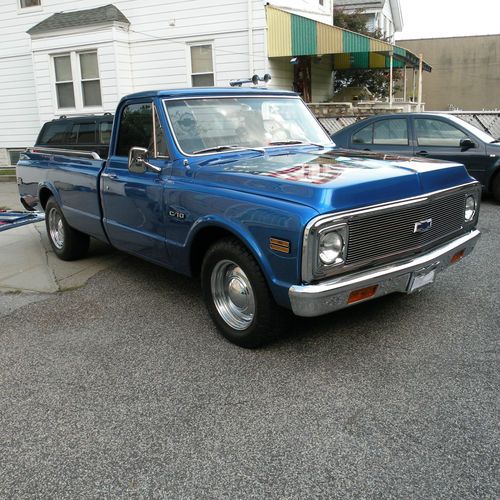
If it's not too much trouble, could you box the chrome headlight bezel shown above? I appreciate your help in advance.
[302,222,348,282]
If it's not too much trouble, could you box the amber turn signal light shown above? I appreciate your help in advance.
[347,285,379,304]
[451,250,465,264]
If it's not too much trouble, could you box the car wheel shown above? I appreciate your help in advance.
[201,238,288,348]
[492,172,500,203]
[45,197,90,261]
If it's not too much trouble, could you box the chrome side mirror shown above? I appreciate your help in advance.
[128,147,162,174]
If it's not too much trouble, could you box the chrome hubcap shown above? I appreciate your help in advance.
[211,259,255,331]
[48,207,65,250]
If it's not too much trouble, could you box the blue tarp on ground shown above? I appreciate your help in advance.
[0,211,45,232]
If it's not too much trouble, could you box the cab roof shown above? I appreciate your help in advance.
[122,87,298,101]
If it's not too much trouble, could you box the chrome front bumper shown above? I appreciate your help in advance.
[289,230,481,317]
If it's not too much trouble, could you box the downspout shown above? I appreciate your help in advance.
[248,0,254,75]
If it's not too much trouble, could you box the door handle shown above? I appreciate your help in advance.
[363,148,371,151]
[416,151,428,157]
[102,173,118,180]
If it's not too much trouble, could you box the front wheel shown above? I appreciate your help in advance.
[45,197,90,260]
[201,238,288,348]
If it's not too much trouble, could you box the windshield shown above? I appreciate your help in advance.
[446,115,496,143]
[164,96,333,155]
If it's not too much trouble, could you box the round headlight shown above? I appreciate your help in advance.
[319,231,344,265]
[465,195,476,221]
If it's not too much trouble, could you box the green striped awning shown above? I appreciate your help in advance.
[266,6,431,72]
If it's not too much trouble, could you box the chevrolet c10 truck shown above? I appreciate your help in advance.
[17,88,481,347]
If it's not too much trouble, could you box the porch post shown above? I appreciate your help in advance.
[412,68,417,102]
[403,65,407,102]
[417,53,423,111]
[389,52,393,108]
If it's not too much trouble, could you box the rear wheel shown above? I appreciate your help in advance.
[491,172,500,203]
[45,197,90,260]
[201,238,288,348]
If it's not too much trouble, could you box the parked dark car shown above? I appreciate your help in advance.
[331,113,500,201]
[35,114,114,159]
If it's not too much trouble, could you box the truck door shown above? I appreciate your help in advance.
[101,100,172,264]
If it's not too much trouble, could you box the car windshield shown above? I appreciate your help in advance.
[446,115,496,143]
[164,96,334,155]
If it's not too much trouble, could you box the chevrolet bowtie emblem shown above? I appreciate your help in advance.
[414,218,433,233]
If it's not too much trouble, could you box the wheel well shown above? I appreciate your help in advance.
[190,226,250,277]
[39,187,53,210]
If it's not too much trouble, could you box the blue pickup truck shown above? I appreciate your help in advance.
[17,88,481,347]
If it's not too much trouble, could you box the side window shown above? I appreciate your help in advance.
[373,119,408,145]
[99,121,113,144]
[68,122,96,145]
[352,124,373,145]
[76,122,96,144]
[116,102,153,157]
[415,119,468,147]
[38,121,71,145]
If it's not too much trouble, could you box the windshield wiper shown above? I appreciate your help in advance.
[268,140,326,148]
[192,144,265,154]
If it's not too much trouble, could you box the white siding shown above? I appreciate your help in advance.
[0,54,40,147]
[267,58,293,92]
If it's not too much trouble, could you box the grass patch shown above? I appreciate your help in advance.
[0,169,15,175]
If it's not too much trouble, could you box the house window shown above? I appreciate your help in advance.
[79,52,102,107]
[190,44,214,87]
[20,0,41,7]
[52,51,102,111]
[54,55,75,108]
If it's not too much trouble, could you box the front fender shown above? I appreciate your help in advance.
[187,215,277,284]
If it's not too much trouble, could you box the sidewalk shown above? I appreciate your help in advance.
[0,182,121,293]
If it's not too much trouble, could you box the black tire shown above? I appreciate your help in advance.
[201,238,288,348]
[492,172,500,203]
[44,196,90,261]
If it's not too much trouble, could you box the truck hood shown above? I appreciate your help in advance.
[193,149,474,213]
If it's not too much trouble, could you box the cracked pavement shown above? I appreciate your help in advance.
[0,192,498,498]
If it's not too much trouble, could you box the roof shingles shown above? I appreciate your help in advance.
[27,4,129,35]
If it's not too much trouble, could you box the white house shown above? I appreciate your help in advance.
[1,0,341,165]
[1,0,419,166]
[334,0,403,41]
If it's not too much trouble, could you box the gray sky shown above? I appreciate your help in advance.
[395,0,500,40]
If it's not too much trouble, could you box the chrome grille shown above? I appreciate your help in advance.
[346,191,466,266]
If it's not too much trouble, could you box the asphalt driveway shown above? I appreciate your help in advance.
[0,196,498,498]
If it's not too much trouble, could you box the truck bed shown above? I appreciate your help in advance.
[17,147,108,242]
